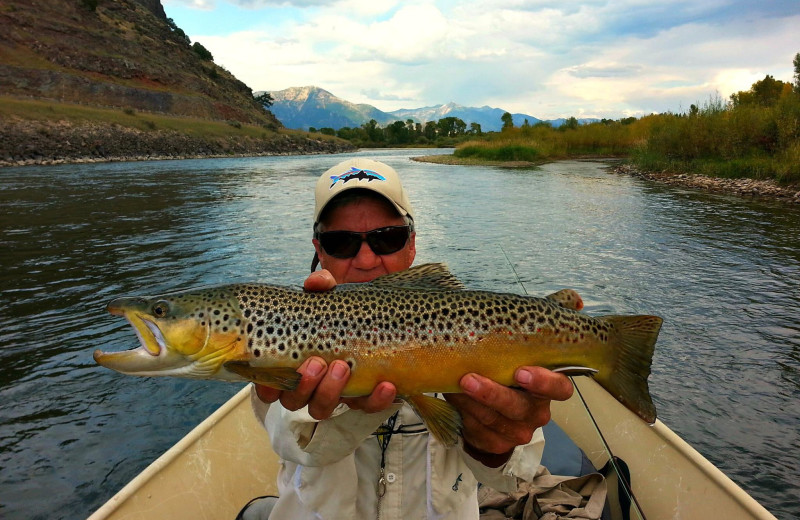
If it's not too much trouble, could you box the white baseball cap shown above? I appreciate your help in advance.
[314,158,415,224]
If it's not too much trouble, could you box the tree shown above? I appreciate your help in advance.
[385,120,410,144]
[501,112,514,131]
[166,17,191,45]
[559,117,579,131]
[469,122,482,135]
[254,92,274,108]
[362,119,383,142]
[192,42,214,61]
[423,121,437,141]
[731,75,791,107]
[436,117,467,137]
[793,52,800,93]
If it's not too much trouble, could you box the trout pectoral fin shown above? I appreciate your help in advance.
[404,394,462,447]
[223,362,301,390]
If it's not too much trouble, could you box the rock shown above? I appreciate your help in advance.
[611,164,799,205]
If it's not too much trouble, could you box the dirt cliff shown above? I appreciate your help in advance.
[0,0,278,125]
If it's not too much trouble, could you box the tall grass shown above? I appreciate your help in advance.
[453,119,646,163]
[452,92,800,184]
[630,93,800,184]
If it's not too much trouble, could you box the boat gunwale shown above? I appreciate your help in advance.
[86,384,253,520]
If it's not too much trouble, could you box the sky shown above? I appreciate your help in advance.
[163,0,800,120]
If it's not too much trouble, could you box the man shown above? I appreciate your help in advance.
[247,158,574,519]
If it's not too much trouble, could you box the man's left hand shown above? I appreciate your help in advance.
[444,367,574,467]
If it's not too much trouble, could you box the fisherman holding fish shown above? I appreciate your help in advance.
[245,158,576,519]
[95,156,659,518]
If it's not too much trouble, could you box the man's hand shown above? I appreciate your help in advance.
[445,367,574,467]
[254,269,398,420]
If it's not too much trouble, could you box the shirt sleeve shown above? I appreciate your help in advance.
[249,384,401,467]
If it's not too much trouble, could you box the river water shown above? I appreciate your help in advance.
[0,149,798,519]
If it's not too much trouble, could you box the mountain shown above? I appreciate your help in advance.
[266,86,387,130]
[263,86,548,132]
[390,102,542,132]
[0,0,279,126]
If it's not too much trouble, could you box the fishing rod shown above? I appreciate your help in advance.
[499,247,647,520]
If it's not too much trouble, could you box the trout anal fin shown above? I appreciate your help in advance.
[403,394,462,447]
[223,361,301,390]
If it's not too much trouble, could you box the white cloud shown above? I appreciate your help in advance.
[188,1,800,119]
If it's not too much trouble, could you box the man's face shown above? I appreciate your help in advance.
[313,197,416,284]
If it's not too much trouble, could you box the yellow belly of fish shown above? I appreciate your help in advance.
[338,333,607,397]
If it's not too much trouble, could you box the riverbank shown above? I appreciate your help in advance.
[612,163,800,204]
[414,153,800,204]
[411,153,542,168]
[0,117,355,168]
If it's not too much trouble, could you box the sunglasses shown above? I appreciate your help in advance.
[315,225,412,258]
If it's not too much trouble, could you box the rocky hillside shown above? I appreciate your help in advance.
[0,0,278,126]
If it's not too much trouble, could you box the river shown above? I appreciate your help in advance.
[0,149,798,519]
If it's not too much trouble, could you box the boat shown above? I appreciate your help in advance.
[87,378,778,520]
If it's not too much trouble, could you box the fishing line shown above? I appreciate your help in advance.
[500,246,527,295]
[499,247,647,520]
[572,382,647,520]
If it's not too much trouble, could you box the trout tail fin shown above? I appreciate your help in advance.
[595,315,662,424]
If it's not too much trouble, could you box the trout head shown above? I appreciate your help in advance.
[94,288,249,380]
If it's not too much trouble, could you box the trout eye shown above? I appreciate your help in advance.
[152,301,169,318]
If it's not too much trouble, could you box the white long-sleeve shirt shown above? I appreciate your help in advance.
[250,385,545,519]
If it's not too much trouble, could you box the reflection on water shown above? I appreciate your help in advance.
[0,151,798,519]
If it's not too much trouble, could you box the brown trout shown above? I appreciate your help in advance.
[94,263,661,445]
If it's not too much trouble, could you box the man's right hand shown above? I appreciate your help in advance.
[254,269,398,420]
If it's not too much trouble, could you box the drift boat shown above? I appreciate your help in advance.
[86,377,777,520]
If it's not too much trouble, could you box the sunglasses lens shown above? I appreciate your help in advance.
[319,231,362,258]
[367,227,410,255]
[318,226,410,258]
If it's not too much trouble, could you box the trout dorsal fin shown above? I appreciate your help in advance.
[367,263,465,291]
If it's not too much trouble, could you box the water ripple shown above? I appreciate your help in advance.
[1,153,798,519]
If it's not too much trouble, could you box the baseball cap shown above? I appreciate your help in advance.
[314,158,415,225]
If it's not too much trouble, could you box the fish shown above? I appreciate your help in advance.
[94,263,662,446]
[329,167,386,188]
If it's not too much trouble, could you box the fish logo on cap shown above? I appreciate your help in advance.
[329,167,386,189]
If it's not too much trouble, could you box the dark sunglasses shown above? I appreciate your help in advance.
[315,225,412,258]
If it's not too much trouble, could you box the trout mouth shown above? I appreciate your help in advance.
[94,300,180,375]
[106,299,163,356]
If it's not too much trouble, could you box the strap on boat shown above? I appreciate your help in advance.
[600,456,632,520]
[572,378,646,520]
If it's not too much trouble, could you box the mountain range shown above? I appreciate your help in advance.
[260,86,597,132]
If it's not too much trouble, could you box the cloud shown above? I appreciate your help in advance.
[187,0,800,119]
[567,64,644,79]
[360,88,404,101]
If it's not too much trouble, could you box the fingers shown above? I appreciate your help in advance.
[304,269,337,292]
[278,358,351,421]
[255,384,281,404]
[514,366,574,401]
[252,355,397,420]
[305,360,350,420]
[342,382,398,413]
[446,368,574,456]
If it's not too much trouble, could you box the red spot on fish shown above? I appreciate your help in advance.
[469,331,475,337]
